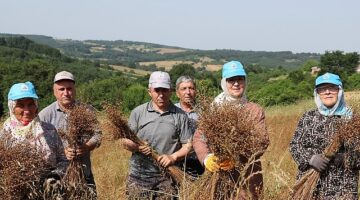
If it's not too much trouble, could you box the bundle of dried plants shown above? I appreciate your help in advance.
[0,134,48,200]
[195,98,267,199]
[102,104,190,184]
[291,116,345,199]
[60,104,98,200]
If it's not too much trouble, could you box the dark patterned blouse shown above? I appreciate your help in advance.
[290,109,360,199]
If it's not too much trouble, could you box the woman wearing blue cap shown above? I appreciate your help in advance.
[193,61,270,199]
[290,73,359,199]
[1,82,68,196]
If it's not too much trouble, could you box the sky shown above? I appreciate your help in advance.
[1,0,359,53]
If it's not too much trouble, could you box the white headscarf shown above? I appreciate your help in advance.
[213,77,248,105]
[2,99,45,143]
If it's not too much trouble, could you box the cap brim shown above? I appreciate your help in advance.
[54,77,75,83]
[150,83,171,89]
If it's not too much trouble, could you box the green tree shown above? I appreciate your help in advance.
[169,63,197,86]
[320,51,359,77]
[121,84,149,113]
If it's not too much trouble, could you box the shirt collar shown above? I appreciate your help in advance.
[56,100,79,112]
[175,102,195,114]
[147,101,176,113]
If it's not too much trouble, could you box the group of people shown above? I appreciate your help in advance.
[1,60,359,200]
[0,71,101,197]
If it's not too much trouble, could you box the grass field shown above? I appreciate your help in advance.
[91,91,360,199]
[110,65,151,76]
[139,60,222,72]
[5,92,359,199]
[90,99,320,199]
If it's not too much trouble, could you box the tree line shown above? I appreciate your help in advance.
[0,36,359,117]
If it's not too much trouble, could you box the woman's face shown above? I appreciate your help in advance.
[226,76,246,98]
[316,83,339,108]
[13,98,37,124]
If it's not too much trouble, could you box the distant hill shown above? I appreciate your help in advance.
[0,33,321,70]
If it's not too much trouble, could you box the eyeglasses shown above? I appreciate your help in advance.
[226,77,245,85]
[316,86,339,94]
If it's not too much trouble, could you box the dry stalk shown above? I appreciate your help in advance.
[103,104,191,184]
[61,104,98,200]
[0,134,48,199]
[291,115,346,200]
[194,97,267,199]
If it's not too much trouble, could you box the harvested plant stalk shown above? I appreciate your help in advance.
[195,98,267,199]
[0,135,47,200]
[292,119,343,200]
[61,104,98,200]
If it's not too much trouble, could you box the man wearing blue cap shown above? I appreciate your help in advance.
[290,73,360,199]
[193,61,270,199]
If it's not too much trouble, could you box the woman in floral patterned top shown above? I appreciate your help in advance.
[290,73,359,199]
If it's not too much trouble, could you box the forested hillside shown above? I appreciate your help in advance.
[0,33,320,69]
[0,36,359,117]
[0,36,148,114]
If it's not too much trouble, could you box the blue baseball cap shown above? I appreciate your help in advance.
[8,81,39,100]
[222,61,247,79]
[315,73,342,87]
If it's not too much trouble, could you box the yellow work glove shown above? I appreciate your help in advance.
[219,159,235,171]
[204,154,220,172]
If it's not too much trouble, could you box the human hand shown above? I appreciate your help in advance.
[309,154,329,172]
[75,144,91,156]
[138,142,152,156]
[64,147,76,160]
[157,155,176,167]
[204,154,220,172]
[219,159,235,171]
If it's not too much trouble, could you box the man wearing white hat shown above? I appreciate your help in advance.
[122,71,192,199]
[39,71,102,194]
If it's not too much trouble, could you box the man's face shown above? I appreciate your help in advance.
[53,80,76,107]
[176,81,196,105]
[148,87,172,110]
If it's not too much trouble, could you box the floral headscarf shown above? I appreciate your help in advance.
[2,99,45,143]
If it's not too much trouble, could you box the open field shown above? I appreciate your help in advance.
[3,92,359,199]
[139,59,222,72]
[110,65,151,76]
[91,91,360,199]
[91,99,314,199]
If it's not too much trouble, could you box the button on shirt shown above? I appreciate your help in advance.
[128,101,192,179]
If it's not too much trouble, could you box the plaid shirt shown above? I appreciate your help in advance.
[290,109,360,199]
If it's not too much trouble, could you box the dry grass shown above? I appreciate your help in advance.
[110,65,151,76]
[0,134,48,199]
[154,48,188,54]
[92,100,312,199]
[0,101,311,199]
[139,60,222,72]
[61,104,99,199]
